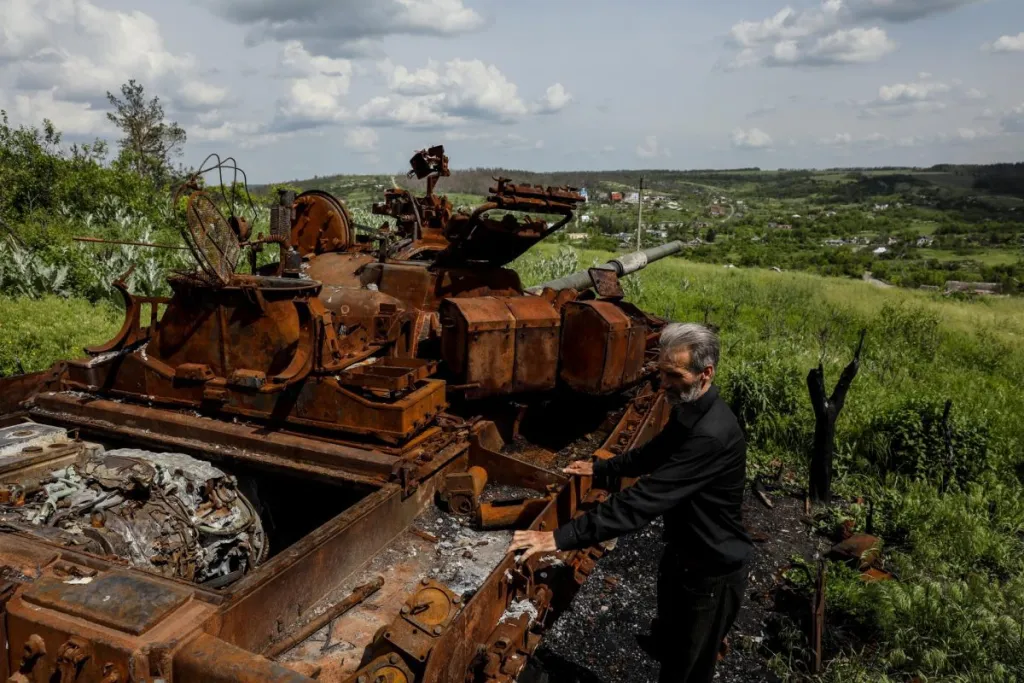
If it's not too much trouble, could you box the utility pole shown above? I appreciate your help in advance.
[636,176,644,251]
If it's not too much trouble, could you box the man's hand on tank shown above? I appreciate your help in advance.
[563,460,594,477]
[509,530,557,563]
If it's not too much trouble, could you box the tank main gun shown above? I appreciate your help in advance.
[526,240,684,294]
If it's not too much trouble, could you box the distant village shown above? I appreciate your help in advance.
[555,187,1007,297]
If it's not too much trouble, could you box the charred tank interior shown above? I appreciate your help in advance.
[0,417,377,589]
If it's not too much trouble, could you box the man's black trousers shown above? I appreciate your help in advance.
[650,548,747,683]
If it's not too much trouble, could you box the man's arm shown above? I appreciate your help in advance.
[594,426,676,479]
[554,434,724,551]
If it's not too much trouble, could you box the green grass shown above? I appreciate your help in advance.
[0,296,122,375]
[517,244,1024,681]
[918,248,1023,266]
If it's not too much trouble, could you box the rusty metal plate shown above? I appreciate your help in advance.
[588,268,624,299]
[291,190,353,256]
[439,297,515,395]
[559,301,643,394]
[501,297,560,394]
[22,570,189,635]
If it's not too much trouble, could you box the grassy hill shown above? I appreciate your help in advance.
[517,246,1024,681]
[4,249,1023,680]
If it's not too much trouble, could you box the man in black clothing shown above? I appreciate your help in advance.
[509,323,752,683]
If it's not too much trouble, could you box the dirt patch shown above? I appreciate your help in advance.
[520,485,827,683]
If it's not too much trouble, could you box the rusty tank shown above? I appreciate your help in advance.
[0,145,683,683]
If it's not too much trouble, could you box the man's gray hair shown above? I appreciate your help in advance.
[659,323,720,372]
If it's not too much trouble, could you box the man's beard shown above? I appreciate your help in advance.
[666,382,704,405]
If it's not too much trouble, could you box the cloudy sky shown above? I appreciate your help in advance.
[2,0,1023,181]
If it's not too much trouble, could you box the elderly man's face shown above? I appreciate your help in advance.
[659,346,714,405]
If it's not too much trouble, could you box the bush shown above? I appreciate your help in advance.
[723,352,811,456]
[858,399,990,488]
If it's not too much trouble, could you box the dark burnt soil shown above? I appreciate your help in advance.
[519,486,829,683]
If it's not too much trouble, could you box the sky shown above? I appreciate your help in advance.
[1,0,1023,182]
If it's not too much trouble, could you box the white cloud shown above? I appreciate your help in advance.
[535,83,572,114]
[344,126,378,152]
[726,0,977,69]
[818,132,854,146]
[356,94,456,128]
[856,76,987,118]
[984,32,1024,53]
[381,59,444,96]
[877,80,950,103]
[10,89,111,136]
[732,128,774,149]
[734,26,896,68]
[636,135,670,158]
[729,3,843,48]
[210,0,484,57]
[0,0,226,137]
[954,127,995,141]
[439,59,529,120]
[275,41,354,127]
[804,27,897,64]
[355,58,570,128]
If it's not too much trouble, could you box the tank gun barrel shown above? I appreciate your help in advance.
[526,240,683,294]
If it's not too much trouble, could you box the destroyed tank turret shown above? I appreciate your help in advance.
[0,147,680,683]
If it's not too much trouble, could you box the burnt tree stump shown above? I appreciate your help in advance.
[807,329,866,505]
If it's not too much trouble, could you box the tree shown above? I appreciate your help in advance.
[807,329,866,505]
[106,80,185,184]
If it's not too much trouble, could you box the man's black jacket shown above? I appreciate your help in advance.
[553,385,752,573]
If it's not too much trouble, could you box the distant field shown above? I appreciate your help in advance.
[918,247,1023,266]
[909,171,975,189]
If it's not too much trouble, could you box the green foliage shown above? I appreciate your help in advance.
[724,353,810,455]
[859,399,990,488]
[512,246,581,286]
[873,481,1024,578]
[826,565,1024,681]
[0,237,70,298]
[106,80,186,185]
[0,296,121,375]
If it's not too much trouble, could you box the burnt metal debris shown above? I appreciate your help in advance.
[0,145,684,683]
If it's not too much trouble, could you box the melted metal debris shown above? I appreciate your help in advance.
[479,483,545,503]
[500,597,539,625]
[0,448,266,585]
[418,505,513,599]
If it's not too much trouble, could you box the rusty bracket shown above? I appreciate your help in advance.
[347,653,414,683]
[479,588,553,682]
[588,268,624,299]
[55,637,92,683]
[381,578,461,665]
[391,460,419,498]
[8,633,47,682]
[440,465,487,515]
[569,544,607,585]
